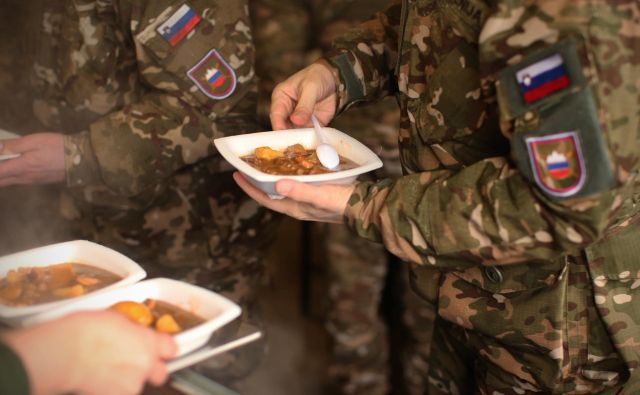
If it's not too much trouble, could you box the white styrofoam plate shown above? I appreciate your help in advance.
[0,240,146,327]
[26,278,242,357]
[0,128,20,161]
[213,128,383,199]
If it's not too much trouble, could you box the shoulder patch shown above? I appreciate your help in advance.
[156,4,201,47]
[526,131,586,197]
[505,39,616,199]
[187,49,237,100]
[497,39,587,120]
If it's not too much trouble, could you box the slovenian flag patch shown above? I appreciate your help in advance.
[157,4,201,47]
[516,54,570,104]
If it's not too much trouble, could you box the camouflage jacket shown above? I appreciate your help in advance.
[16,0,257,209]
[326,0,640,392]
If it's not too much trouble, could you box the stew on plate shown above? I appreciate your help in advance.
[242,144,358,175]
[110,299,205,334]
[0,263,121,307]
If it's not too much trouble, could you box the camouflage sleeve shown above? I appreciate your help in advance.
[345,156,637,268]
[250,0,310,126]
[344,4,640,268]
[323,0,403,113]
[63,0,258,196]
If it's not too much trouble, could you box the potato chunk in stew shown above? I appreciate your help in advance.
[110,299,205,334]
[255,146,284,161]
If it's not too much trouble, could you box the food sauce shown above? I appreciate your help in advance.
[0,263,121,307]
[242,144,358,175]
[110,299,205,334]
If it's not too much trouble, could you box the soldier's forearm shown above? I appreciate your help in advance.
[66,96,256,197]
[344,158,626,268]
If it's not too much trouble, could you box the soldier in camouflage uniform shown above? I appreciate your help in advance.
[0,0,275,383]
[238,0,640,392]
[251,1,435,394]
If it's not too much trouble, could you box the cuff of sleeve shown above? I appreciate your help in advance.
[0,341,30,395]
[343,180,392,243]
[324,49,366,114]
[64,131,103,188]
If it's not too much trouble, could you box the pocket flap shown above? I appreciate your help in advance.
[450,259,566,294]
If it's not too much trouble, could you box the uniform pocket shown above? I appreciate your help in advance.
[411,257,567,331]
[413,41,487,144]
[434,258,568,375]
[448,259,566,295]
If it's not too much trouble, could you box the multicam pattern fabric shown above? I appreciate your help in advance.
[0,0,275,382]
[324,0,640,392]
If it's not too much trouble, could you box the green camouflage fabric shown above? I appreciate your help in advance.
[323,0,640,393]
[0,0,276,383]
[252,1,439,393]
[250,0,310,127]
[320,223,391,395]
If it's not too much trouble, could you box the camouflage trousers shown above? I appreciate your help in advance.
[400,277,437,395]
[320,223,438,395]
[0,170,277,385]
[322,222,390,395]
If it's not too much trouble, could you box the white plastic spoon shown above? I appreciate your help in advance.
[311,114,339,170]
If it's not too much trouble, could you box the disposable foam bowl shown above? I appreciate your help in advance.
[0,240,146,327]
[26,278,242,357]
[214,128,383,199]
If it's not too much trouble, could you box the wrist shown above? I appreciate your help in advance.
[323,50,365,113]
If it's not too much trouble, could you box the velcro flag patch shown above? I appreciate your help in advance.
[157,4,201,46]
[517,54,570,104]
